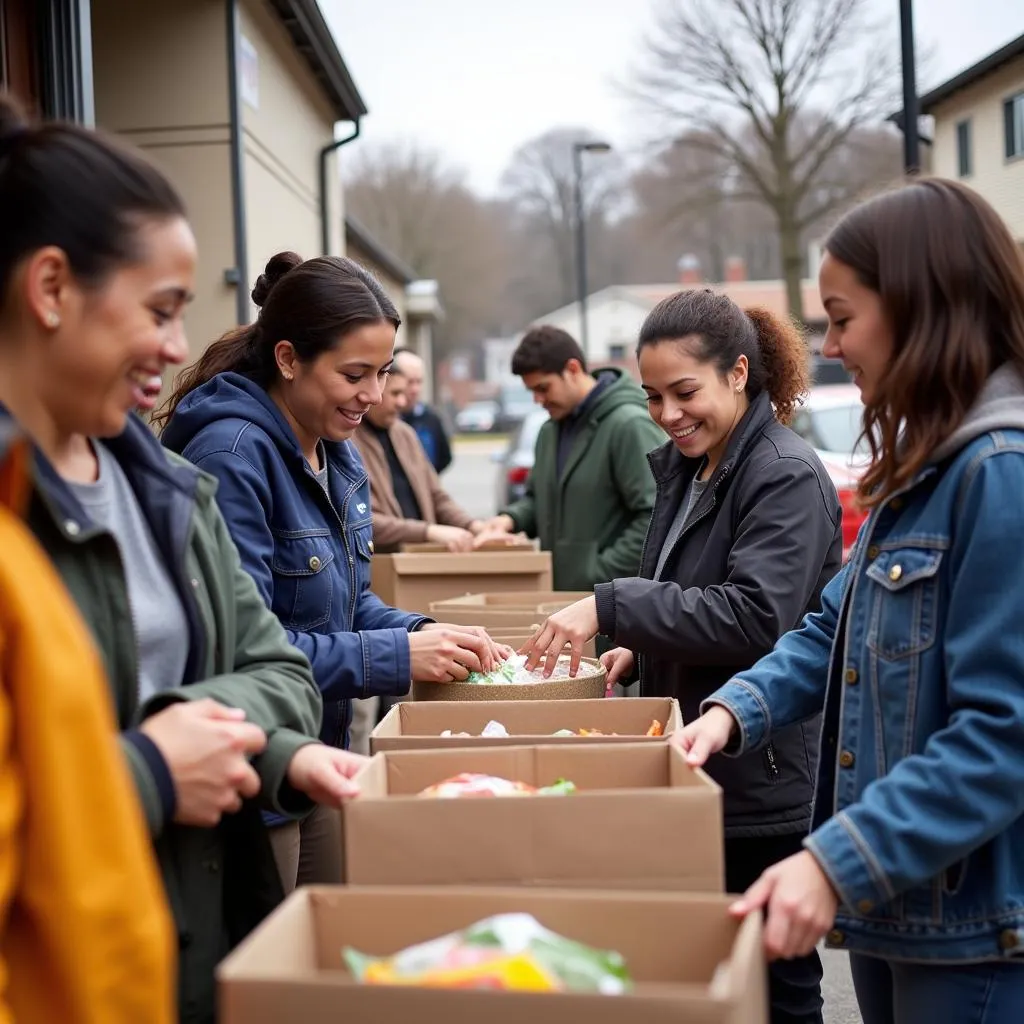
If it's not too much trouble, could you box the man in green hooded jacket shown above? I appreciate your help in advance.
[486,326,663,596]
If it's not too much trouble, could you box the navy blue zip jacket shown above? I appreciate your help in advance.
[162,372,427,750]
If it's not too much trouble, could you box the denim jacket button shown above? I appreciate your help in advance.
[839,750,855,768]
[889,564,903,582]
[826,929,845,946]
[999,929,1019,951]
[308,556,322,571]
[844,668,859,685]
[856,899,874,914]
[369,540,374,554]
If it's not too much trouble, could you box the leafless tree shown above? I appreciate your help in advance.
[343,141,512,356]
[500,127,625,310]
[625,0,901,320]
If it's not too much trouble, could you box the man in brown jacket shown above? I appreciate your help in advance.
[353,368,503,552]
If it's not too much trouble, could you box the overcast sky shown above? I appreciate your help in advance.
[320,0,1023,195]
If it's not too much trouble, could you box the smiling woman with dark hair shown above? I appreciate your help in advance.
[679,178,1024,1024]
[160,251,509,891]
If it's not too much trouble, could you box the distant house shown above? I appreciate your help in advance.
[344,215,443,401]
[917,32,1024,244]
[525,257,828,372]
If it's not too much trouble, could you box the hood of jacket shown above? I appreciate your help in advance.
[931,362,1024,464]
[582,367,650,423]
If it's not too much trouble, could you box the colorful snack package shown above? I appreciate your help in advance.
[418,773,576,798]
[343,912,631,994]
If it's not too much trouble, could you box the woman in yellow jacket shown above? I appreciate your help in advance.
[0,422,174,1023]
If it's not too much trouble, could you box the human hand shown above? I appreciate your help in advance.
[668,705,738,767]
[600,647,635,687]
[520,596,599,678]
[418,621,513,672]
[408,626,495,681]
[471,529,525,548]
[425,523,475,552]
[477,514,515,534]
[286,743,364,807]
[730,850,839,961]
[140,698,267,827]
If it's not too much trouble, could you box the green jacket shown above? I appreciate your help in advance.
[21,414,321,1024]
[503,369,664,591]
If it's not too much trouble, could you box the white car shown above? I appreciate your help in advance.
[455,400,500,433]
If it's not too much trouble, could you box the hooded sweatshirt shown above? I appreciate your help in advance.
[162,372,428,750]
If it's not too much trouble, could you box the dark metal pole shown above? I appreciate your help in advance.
[226,0,250,325]
[319,120,361,255]
[573,145,589,359]
[899,0,920,174]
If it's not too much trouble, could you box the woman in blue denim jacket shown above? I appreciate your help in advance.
[677,179,1024,1022]
[159,252,508,890]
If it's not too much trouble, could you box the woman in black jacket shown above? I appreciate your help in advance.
[524,289,843,1024]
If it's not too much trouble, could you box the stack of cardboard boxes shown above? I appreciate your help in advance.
[218,555,768,1022]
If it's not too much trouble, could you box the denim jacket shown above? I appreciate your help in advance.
[163,373,428,753]
[706,364,1024,963]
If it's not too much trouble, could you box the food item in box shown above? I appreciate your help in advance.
[551,719,664,738]
[418,772,576,798]
[342,912,631,994]
[463,653,584,685]
[440,719,509,739]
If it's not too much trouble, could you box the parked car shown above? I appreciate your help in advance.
[790,384,869,560]
[455,400,500,434]
[495,383,537,432]
[492,407,548,510]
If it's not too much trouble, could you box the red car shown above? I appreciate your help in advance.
[790,385,870,561]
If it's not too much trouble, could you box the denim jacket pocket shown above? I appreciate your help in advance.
[270,534,335,630]
[865,547,943,661]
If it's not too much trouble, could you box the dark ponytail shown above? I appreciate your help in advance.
[637,288,810,424]
[155,250,401,427]
[0,91,185,301]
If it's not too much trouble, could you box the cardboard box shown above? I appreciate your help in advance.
[428,590,592,630]
[343,743,723,892]
[218,886,767,1024]
[485,630,597,659]
[372,552,552,615]
[370,697,682,753]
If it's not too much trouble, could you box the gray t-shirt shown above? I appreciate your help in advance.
[654,472,709,582]
[68,443,189,702]
[314,440,329,492]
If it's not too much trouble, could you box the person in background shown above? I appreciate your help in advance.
[0,424,174,1023]
[483,326,664,668]
[394,347,452,474]
[676,180,1024,1024]
[523,292,841,1024]
[353,364,513,553]
[0,95,356,1024]
[160,252,510,858]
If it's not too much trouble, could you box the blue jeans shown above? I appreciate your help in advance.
[850,953,1024,1024]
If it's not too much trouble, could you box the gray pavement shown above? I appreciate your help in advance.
[446,435,862,1024]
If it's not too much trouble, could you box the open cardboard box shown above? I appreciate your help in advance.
[218,886,767,1024]
[371,552,552,615]
[370,697,682,753]
[428,590,592,630]
[343,743,723,892]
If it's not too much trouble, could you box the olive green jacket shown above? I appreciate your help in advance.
[502,368,664,591]
[21,413,321,1024]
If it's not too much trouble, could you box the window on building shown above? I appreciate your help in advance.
[956,118,972,177]
[608,343,627,361]
[1005,92,1024,160]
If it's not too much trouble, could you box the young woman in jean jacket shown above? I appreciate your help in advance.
[679,178,1024,1023]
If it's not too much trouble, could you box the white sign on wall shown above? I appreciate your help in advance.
[240,35,259,110]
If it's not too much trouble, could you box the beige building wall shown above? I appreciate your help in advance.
[89,0,238,361]
[931,58,1024,241]
[344,242,410,346]
[238,0,344,324]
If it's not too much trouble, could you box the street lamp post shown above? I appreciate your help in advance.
[899,0,920,174]
[572,140,612,360]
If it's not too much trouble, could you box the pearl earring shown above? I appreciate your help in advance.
[46,312,60,329]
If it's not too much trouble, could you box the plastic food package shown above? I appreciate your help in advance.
[550,719,664,738]
[464,654,585,685]
[418,772,576,798]
[440,720,510,739]
[342,912,631,994]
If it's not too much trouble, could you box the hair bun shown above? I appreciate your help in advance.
[251,251,303,307]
